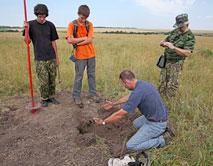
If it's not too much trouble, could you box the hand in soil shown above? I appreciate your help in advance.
[104,101,114,110]
[93,117,104,126]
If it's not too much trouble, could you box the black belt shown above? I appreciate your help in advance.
[147,118,168,122]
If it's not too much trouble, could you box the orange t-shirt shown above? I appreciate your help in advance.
[66,20,96,59]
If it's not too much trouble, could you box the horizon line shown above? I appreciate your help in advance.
[1,25,213,32]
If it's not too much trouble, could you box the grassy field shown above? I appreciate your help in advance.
[0,31,213,165]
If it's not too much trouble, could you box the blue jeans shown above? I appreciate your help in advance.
[126,115,167,151]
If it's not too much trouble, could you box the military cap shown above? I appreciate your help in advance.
[173,13,189,28]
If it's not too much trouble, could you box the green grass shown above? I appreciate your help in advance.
[0,32,213,165]
[197,48,213,57]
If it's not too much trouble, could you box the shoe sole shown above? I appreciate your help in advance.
[163,132,173,145]
[166,124,176,137]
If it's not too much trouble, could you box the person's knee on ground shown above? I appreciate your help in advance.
[126,138,146,151]
[126,141,138,151]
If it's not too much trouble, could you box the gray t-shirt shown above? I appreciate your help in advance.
[23,20,59,61]
[122,81,168,121]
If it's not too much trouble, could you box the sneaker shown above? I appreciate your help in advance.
[166,123,176,137]
[48,98,60,105]
[74,98,84,108]
[41,100,48,107]
[163,132,173,145]
[88,95,100,103]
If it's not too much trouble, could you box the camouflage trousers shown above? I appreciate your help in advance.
[36,59,57,100]
[158,60,185,98]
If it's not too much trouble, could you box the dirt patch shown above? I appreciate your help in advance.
[0,90,139,166]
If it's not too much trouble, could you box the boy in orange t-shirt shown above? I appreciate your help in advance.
[66,5,99,108]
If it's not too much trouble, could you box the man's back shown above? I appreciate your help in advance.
[122,81,168,121]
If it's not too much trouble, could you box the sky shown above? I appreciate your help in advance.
[1,0,213,30]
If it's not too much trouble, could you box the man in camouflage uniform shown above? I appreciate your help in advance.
[23,4,60,107]
[158,13,195,98]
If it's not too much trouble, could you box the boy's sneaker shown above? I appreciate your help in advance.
[74,98,84,108]
[48,98,60,105]
[166,123,176,137]
[88,95,100,103]
[41,100,48,107]
[163,132,173,145]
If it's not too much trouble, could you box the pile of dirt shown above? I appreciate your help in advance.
[0,90,139,166]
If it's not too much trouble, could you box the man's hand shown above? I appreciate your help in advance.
[67,37,72,44]
[23,21,29,28]
[163,42,175,50]
[56,57,60,66]
[104,101,114,110]
[93,118,104,126]
[23,21,31,44]
[160,40,166,47]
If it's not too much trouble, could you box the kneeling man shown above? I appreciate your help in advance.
[94,70,174,151]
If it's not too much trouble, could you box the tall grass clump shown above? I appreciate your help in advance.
[197,48,213,57]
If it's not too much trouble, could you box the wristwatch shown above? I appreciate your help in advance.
[102,120,106,125]
[172,46,176,50]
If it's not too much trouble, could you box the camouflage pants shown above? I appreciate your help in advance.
[158,60,184,98]
[36,59,57,100]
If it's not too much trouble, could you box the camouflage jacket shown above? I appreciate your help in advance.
[164,29,195,63]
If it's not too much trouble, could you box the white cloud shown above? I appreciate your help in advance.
[206,16,213,19]
[136,0,196,16]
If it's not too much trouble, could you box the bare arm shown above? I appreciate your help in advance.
[23,21,31,44]
[104,95,130,110]
[113,95,130,105]
[67,35,87,44]
[77,37,93,46]
[93,109,128,125]
[24,35,31,44]
[52,41,59,66]
[163,41,191,57]
[172,47,191,57]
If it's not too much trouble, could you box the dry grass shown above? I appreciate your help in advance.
[0,32,213,165]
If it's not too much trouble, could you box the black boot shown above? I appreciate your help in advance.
[48,98,60,105]
[41,100,48,107]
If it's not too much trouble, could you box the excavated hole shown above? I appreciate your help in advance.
[77,119,94,134]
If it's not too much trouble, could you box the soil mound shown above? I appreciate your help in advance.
[0,90,138,166]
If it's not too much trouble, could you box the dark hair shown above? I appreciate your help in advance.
[34,4,49,17]
[78,5,90,18]
[119,70,136,81]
